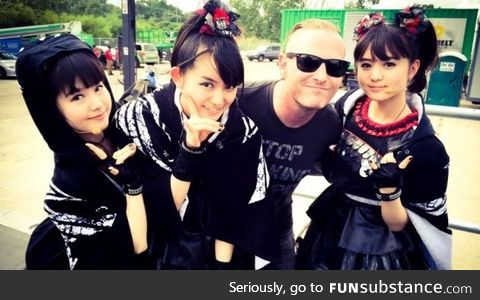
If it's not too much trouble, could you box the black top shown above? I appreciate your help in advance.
[239,81,341,231]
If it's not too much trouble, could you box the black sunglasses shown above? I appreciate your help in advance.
[286,53,350,77]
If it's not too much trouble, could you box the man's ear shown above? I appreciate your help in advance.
[170,66,183,88]
[278,53,288,79]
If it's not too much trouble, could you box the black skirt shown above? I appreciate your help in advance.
[296,186,428,270]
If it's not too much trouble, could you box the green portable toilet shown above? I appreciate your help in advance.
[426,51,467,107]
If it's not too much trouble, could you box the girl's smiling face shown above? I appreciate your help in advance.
[172,49,238,121]
[56,78,112,134]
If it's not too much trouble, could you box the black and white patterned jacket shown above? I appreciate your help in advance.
[114,84,281,267]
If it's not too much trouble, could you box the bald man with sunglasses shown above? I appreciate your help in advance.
[238,19,348,269]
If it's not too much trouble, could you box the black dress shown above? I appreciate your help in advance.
[297,90,451,270]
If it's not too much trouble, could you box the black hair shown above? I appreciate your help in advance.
[46,51,108,99]
[170,13,244,89]
[354,21,438,93]
[16,33,116,154]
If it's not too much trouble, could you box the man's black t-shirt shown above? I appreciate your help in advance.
[239,81,341,231]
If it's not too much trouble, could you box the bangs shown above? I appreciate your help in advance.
[48,51,106,97]
[354,24,413,62]
[176,33,244,88]
[211,38,244,88]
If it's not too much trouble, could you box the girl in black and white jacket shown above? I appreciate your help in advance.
[114,0,280,269]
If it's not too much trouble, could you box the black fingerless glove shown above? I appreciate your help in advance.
[370,161,404,202]
[105,156,143,196]
[172,142,205,182]
[371,161,403,188]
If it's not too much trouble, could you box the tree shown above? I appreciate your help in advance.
[231,0,304,41]
[0,3,36,28]
[9,0,111,16]
[69,0,110,16]
[0,0,184,39]
[24,0,71,14]
[136,0,184,22]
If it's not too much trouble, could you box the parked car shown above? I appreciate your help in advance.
[158,47,173,62]
[135,42,160,67]
[246,44,280,62]
[0,50,16,78]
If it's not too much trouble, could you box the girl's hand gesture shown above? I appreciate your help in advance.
[182,95,223,149]
[369,152,413,191]
[86,143,142,195]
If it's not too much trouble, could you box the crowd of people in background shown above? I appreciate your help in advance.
[93,44,119,75]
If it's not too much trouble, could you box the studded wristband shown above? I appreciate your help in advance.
[124,177,143,196]
[375,187,402,202]
[125,185,143,196]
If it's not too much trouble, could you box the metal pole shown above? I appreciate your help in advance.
[425,104,480,121]
[293,192,480,234]
[121,0,136,91]
[448,219,480,234]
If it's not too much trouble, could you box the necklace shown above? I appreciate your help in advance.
[85,134,115,157]
[374,101,408,157]
[358,97,408,156]
[356,97,414,137]
[391,101,408,123]
[86,133,106,145]
[371,98,408,125]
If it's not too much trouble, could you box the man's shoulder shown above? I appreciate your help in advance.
[305,104,342,137]
[244,80,275,89]
[242,80,275,97]
[313,103,340,122]
[239,80,275,108]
